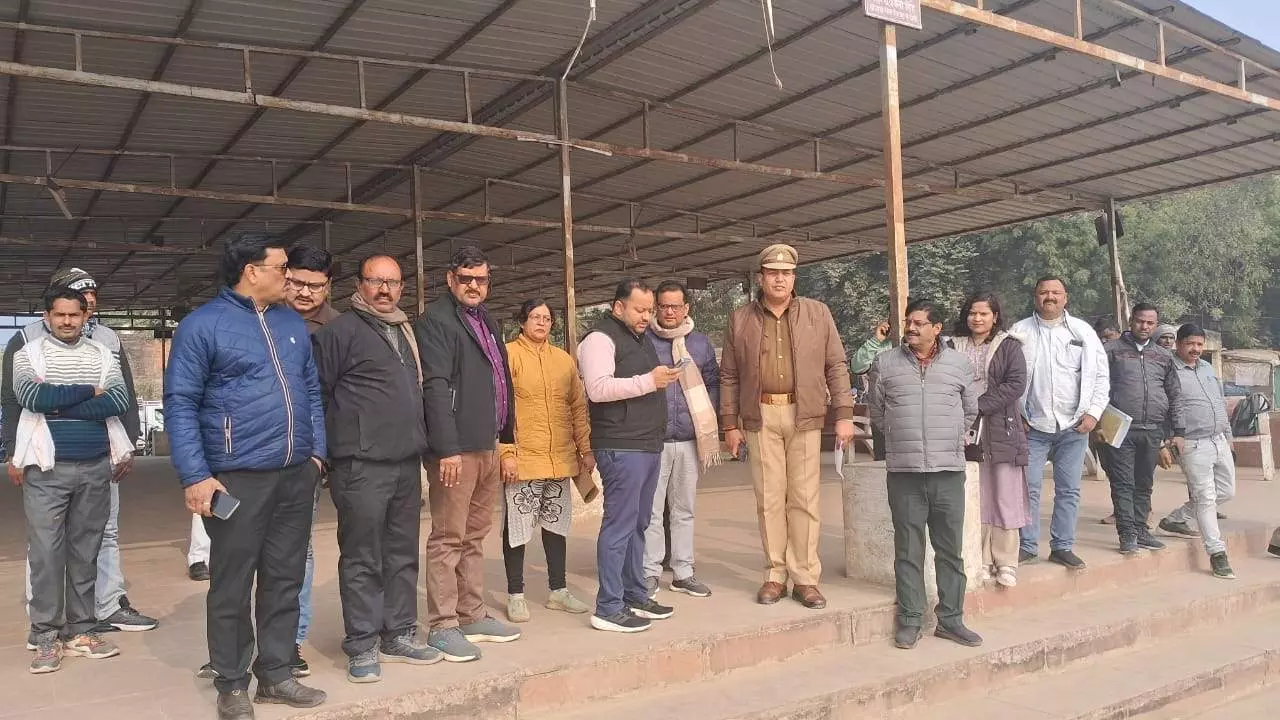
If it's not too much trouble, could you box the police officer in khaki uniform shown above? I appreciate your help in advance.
[720,245,854,609]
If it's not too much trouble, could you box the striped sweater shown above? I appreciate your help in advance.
[12,335,131,460]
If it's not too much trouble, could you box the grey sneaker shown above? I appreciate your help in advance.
[63,633,120,659]
[102,597,159,632]
[1159,518,1200,538]
[381,630,443,665]
[29,637,61,674]
[1210,552,1236,580]
[546,588,590,614]
[427,627,481,663]
[459,616,521,644]
[1137,532,1166,551]
[644,576,660,599]
[347,648,381,684]
[671,576,712,597]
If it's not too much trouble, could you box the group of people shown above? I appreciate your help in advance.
[6,232,1244,720]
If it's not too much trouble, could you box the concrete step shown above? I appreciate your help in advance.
[530,556,1280,720]
[1173,684,1280,720]
[282,524,1273,720]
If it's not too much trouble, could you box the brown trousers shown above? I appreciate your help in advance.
[426,447,500,629]
[745,403,823,586]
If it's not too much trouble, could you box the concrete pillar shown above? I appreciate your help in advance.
[843,462,984,597]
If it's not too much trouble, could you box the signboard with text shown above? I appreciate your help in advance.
[865,0,923,30]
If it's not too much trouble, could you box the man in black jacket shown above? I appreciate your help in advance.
[314,255,440,683]
[416,246,519,663]
[1103,303,1183,555]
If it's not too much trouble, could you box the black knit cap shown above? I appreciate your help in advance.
[48,267,98,293]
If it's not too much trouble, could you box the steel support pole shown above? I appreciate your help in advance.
[556,80,578,354]
[411,165,425,315]
[1106,197,1129,327]
[880,23,909,341]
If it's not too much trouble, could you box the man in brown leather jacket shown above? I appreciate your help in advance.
[721,244,854,609]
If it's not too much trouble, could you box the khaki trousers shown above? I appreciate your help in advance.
[426,447,500,629]
[745,403,823,586]
[981,524,1020,569]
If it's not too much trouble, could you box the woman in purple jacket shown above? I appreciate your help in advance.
[951,291,1029,588]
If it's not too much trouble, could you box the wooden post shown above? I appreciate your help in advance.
[556,80,579,354]
[411,165,425,316]
[880,23,909,340]
[1106,197,1129,327]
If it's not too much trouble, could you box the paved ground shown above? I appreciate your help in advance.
[0,456,1276,719]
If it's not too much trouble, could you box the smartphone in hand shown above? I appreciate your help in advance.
[673,357,693,370]
[210,489,241,520]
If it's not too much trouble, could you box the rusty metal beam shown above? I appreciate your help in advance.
[99,0,374,286]
[0,0,32,239]
[880,23,909,342]
[61,0,206,266]
[920,0,1280,110]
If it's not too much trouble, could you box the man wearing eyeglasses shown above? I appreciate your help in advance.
[314,254,438,682]
[415,246,520,663]
[166,232,328,719]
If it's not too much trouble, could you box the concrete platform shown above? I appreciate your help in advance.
[0,457,1278,719]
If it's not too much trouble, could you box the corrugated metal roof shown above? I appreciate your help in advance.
[0,0,1274,313]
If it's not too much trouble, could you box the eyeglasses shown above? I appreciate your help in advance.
[286,278,329,293]
[360,277,404,290]
[254,263,288,274]
[527,314,553,324]
[658,304,687,313]
[453,273,490,287]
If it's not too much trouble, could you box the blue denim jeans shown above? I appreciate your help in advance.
[295,486,319,644]
[593,450,661,617]
[1020,427,1090,554]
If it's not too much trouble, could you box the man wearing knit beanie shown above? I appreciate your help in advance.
[3,267,158,643]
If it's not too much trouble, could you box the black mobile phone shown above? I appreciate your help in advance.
[210,489,241,520]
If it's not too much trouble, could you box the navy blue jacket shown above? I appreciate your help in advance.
[646,328,720,443]
[164,287,326,487]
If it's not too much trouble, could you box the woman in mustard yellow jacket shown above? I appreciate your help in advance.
[499,299,595,623]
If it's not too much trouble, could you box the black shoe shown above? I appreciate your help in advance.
[590,610,651,633]
[1210,552,1235,579]
[197,662,220,680]
[253,678,326,708]
[1048,549,1086,569]
[289,644,310,677]
[189,561,211,581]
[1119,536,1142,555]
[935,623,983,647]
[625,598,674,620]
[101,596,159,632]
[894,625,921,650]
[217,689,254,720]
[1158,518,1199,538]
[1018,549,1038,564]
[1137,532,1166,551]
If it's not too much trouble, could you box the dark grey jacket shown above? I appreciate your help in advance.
[313,310,428,463]
[1103,332,1183,434]
[868,343,979,473]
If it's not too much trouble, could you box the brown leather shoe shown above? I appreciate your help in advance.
[791,585,827,609]
[757,581,787,605]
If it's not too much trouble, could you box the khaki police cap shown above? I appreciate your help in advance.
[758,244,798,270]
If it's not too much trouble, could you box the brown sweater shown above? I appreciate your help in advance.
[720,297,853,433]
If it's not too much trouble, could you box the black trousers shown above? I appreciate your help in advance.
[502,522,568,595]
[886,470,967,628]
[329,457,422,657]
[1106,427,1163,538]
[205,462,318,692]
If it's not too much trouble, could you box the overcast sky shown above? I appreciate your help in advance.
[1183,0,1280,51]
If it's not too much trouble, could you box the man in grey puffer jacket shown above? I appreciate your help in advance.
[869,299,980,651]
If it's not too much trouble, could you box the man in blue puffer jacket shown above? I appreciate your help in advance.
[164,232,327,720]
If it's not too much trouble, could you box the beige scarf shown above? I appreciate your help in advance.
[350,291,423,384]
[651,317,721,469]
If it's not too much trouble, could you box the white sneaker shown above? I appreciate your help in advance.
[506,594,531,623]
[546,588,590,614]
[995,566,1017,588]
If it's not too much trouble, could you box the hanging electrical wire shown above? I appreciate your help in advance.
[760,0,784,89]
[562,0,598,81]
